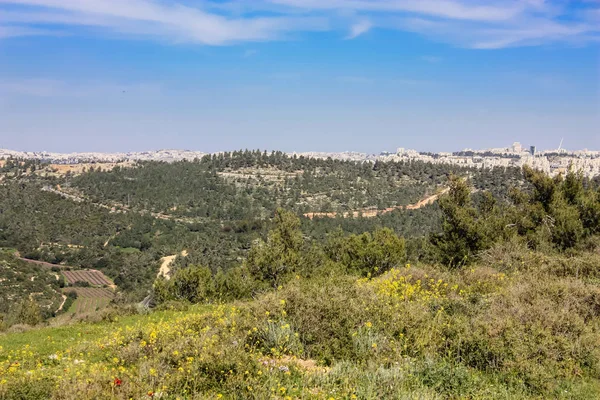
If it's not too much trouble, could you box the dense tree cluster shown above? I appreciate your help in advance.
[0,252,63,330]
[432,167,600,267]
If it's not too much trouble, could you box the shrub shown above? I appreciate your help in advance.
[4,299,42,327]
[0,377,53,400]
[250,275,369,363]
[153,265,257,305]
[244,209,305,288]
[154,265,214,303]
[431,175,494,267]
[326,227,406,277]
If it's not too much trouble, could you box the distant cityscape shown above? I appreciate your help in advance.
[1,142,599,177]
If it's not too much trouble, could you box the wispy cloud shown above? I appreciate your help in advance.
[0,24,64,39]
[0,0,328,44]
[347,20,372,39]
[267,0,600,48]
[394,12,600,49]
[0,0,598,48]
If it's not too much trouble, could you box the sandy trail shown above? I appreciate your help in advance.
[56,294,67,312]
[46,185,200,224]
[157,250,188,280]
[304,188,449,220]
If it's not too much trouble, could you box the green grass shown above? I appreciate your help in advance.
[0,305,210,357]
[0,248,17,255]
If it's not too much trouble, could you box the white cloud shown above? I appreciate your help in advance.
[0,24,64,39]
[391,12,600,49]
[347,20,372,39]
[266,0,524,21]
[267,0,600,48]
[0,0,328,44]
[0,0,598,48]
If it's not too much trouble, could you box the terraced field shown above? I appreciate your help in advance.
[63,270,112,286]
[62,287,115,317]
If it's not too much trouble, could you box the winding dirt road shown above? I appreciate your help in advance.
[304,187,449,220]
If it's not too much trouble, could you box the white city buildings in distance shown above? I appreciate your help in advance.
[1,142,599,177]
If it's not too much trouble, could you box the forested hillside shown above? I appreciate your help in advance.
[1,151,523,303]
[70,151,523,218]
[0,252,63,328]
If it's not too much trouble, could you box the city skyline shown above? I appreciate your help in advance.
[1,139,598,156]
[4,139,600,178]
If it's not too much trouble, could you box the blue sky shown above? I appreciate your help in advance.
[0,0,599,153]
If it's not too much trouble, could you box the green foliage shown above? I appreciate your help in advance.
[325,227,406,276]
[71,151,474,218]
[4,299,43,328]
[523,165,558,210]
[0,253,62,324]
[549,194,585,249]
[245,209,306,288]
[431,175,495,267]
[153,265,214,304]
[2,152,600,399]
[0,377,53,400]
[154,265,255,304]
[511,167,599,251]
[431,168,600,267]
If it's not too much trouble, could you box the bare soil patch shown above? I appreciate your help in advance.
[46,161,134,176]
[157,250,188,280]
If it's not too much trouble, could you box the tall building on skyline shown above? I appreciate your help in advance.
[512,142,523,153]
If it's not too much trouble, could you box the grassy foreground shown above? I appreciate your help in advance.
[2,243,600,399]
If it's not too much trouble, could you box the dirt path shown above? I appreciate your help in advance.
[157,250,188,280]
[45,185,204,224]
[304,188,449,220]
[56,294,68,312]
[405,187,449,210]
[18,257,69,269]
